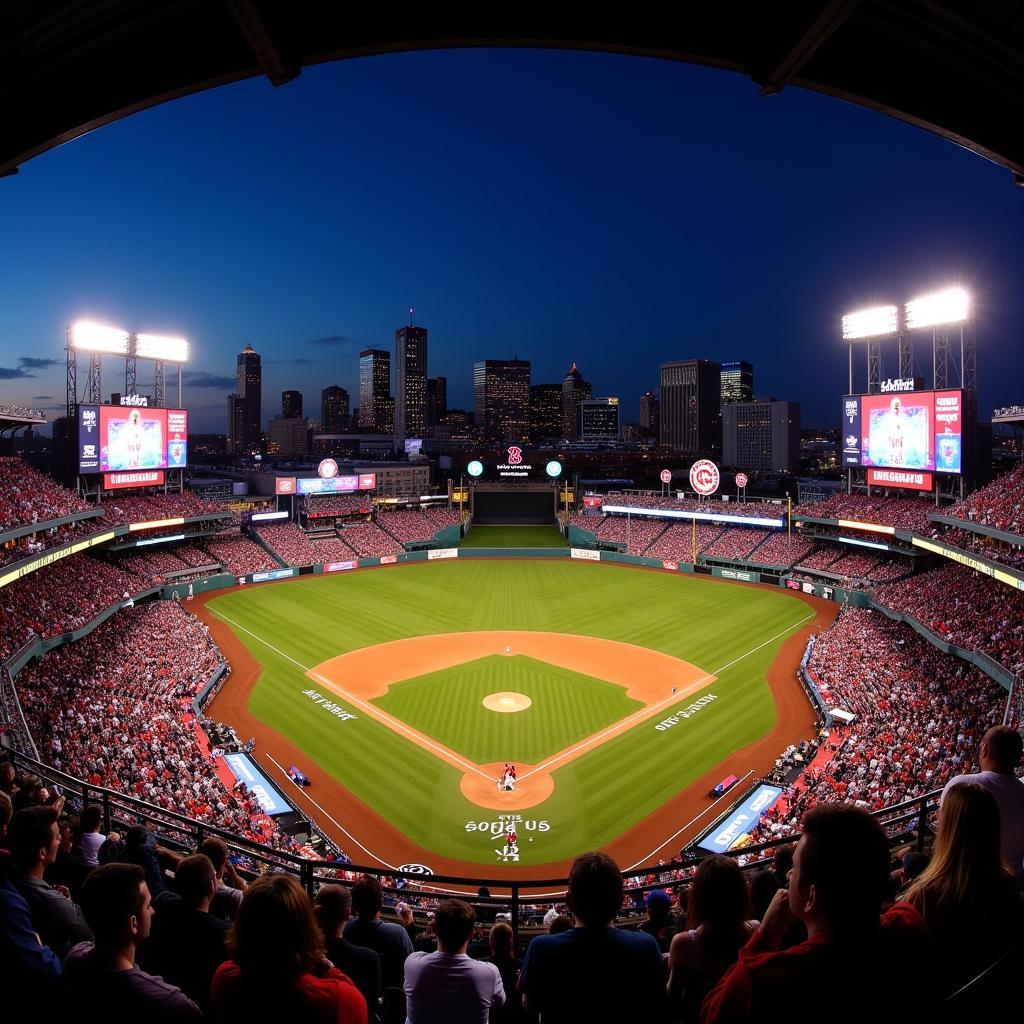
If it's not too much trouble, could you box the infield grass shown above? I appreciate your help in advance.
[373,654,642,764]
[460,524,566,547]
[206,560,812,866]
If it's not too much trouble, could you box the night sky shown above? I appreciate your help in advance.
[1,48,1021,434]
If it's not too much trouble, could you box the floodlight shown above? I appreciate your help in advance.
[71,320,129,354]
[904,287,970,330]
[841,305,898,340]
[135,333,190,363]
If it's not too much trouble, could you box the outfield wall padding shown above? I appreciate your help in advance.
[458,547,571,559]
[567,525,599,548]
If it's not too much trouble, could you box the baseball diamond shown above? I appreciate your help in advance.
[199,558,833,875]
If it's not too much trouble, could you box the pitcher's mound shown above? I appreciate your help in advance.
[483,692,532,713]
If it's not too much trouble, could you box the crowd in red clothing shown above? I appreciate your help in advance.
[97,492,225,526]
[792,493,935,532]
[645,522,726,562]
[605,492,784,519]
[874,562,1024,673]
[592,514,666,555]
[304,493,371,518]
[0,457,92,530]
[703,528,770,561]
[745,608,1007,847]
[945,462,1024,536]
[254,523,321,565]
[376,506,459,543]
[203,532,278,576]
[337,522,402,558]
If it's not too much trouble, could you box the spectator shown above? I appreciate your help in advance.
[395,901,420,944]
[941,724,1024,881]
[668,856,759,1022]
[142,854,229,1012]
[314,884,382,1015]
[901,782,1020,994]
[640,889,677,951]
[62,863,201,1020]
[482,921,524,1024]
[0,790,62,983]
[8,805,93,958]
[121,825,170,899]
[403,898,504,1024]
[519,851,666,1022]
[701,805,934,1024]
[73,804,109,867]
[547,915,573,935]
[198,836,247,921]
[344,874,414,991]
[212,873,367,1023]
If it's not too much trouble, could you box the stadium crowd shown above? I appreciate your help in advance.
[945,462,1024,536]
[793,493,935,533]
[97,493,225,527]
[605,493,785,520]
[254,524,321,566]
[702,528,769,561]
[0,457,92,531]
[376,507,459,544]
[305,494,371,518]
[337,523,402,559]
[593,515,666,555]
[202,533,278,576]
[746,532,813,567]
[645,523,725,562]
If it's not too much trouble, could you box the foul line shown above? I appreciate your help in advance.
[209,609,495,782]
[518,610,816,781]
[263,753,399,870]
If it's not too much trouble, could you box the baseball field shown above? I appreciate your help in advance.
[200,559,830,875]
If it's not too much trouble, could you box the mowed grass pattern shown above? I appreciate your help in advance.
[459,524,566,547]
[207,560,812,865]
[373,654,642,764]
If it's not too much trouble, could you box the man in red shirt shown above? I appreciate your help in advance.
[702,805,933,1024]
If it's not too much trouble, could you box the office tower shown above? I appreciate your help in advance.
[530,384,563,441]
[227,394,246,454]
[639,391,660,439]
[395,324,428,445]
[236,344,262,448]
[282,390,302,419]
[359,348,391,433]
[721,360,754,405]
[267,416,309,456]
[561,363,592,440]
[723,399,801,473]
[659,359,721,455]
[321,385,350,433]
[427,376,447,428]
[580,397,621,441]
[473,359,531,440]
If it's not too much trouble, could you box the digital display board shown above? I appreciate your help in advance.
[78,404,188,473]
[840,390,962,474]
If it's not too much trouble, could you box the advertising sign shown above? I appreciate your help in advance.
[251,568,298,583]
[933,390,962,473]
[571,547,601,561]
[275,477,296,495]
[698,784,783,852]
[427,548,458,560]
[689,459,720,496]
[379,554,398,564]
[318,458,339,479]
[582,495,603,508]
[735,472,748,488]
[222,754,291,816]
[841,395,862,467]
[77,404,100,471]
[867,468,933,492]
[358,473,377,490]
[79,405,189,473]
[250,510,289,522]
[104,470,165,490]
[296,476,359,495]
[323,560,358,572]
[660,469,672,484]
[662,560,678,571]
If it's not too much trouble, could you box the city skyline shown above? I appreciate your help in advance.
[1,49,1021,434]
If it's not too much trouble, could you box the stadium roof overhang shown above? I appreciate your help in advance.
[2,2,1024,181]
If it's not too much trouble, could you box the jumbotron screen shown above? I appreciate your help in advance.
[77,404,188,473]
[841,390,962,474]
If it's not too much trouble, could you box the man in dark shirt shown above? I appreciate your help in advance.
[519,851,666,1022]
[344,875,414,990]
[315,883,382,1016]
[61,862,201,1020]
[142,854,229,1012]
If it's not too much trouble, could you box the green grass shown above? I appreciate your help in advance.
[206,560,811,866]
[460,524,566,547]
[372,654,642,763]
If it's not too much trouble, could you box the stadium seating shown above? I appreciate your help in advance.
[748,532,813,567]
[203,532,278,576]
[377,506,459,543]
[593,515,666,554]
[0,456,92,530]
[337,522,402,558]
[309,536,360,563]
[793,493,934,532]
[607,492,783,519]
[645,522,724,561]
[944,463,1024,536]
[254,523,320,566]
[702,528,770,561]
[0,518,103,569]
[98,492,225,526]
[796,546,844,571]
[826,551,884,579]
[304,493,370,518]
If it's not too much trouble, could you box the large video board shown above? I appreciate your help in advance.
[78,404,188,474]
[841,390,962,474]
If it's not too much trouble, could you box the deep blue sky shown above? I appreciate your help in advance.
[1,48,1021,434]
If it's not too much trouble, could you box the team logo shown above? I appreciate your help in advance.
[318,458,339,479]
[497,823,520,863]
[689,459,720,496]
[81,409,97,431]
[507,446,523,465]
[398,863,434,876]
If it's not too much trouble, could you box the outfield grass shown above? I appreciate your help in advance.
[460,524,566,547]
[373,654,642,763]
[207,560,811,866]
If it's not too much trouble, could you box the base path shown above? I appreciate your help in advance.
[196,568,837,883]
[308,630,715,811]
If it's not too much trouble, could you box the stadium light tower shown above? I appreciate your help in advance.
[841,305,898,394]
[904,287,973,391]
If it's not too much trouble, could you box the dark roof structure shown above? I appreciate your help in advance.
[1,2,1023,181]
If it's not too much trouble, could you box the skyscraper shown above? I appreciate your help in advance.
[561,363,592,440]
[427,377,447,428]
[235,344,261,449]
[660,359,722,455]
[321,385,350,433]
[639,391,660,439]
[530,384,563,441]
[580,397,621,441]
[359,349,391,433]
[723,398,800,473]
[282,390,302,419]
[474,359,531,440]
[395,324,428,446]
[227,393,246,454]
[721,361,754,405]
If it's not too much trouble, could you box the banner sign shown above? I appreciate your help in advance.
[662,560,678,571]
[251,568,298,583]
[582,495,603,508]
[571,547,601,561]
[602,505,784,528]
[427,547,458,560]
[323,560,358,572]
[0,529,117,590]
[380,555,398,564]
[275,477,296,495]
[716,567,758,582]
[912,536,1024,591]
[222,754,291,816]
[867,468,933,491]
[104,470,165,490]
[250,510,289,522]
[698,784,783,852]
[296,475,375,495]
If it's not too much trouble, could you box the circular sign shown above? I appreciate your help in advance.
[398,863,434,876]
[659,469,672,484]
[735,472,748,488]
[318,458,339,479]
[689,459,720,496]
[466,460,484,478]
[545,460,563,478]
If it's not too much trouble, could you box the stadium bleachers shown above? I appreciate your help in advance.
[792,493,935,533]
[0,456,92,530]
[702,528,770,561]
[645,522,724,561]
[749,532,813,567]
[254,523,320,566]
[593,515,666,555]
[944,462,1024,536]
[377,506,459,544]
[203,532,278,576]
[337,522,402,558]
